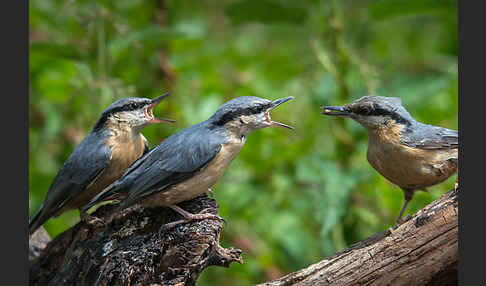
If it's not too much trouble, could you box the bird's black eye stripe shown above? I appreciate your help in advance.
[349,103,410,125]
[213,102,273,126]
[356,106,371,115]
[356,103,410,125]
[92,101,149,131]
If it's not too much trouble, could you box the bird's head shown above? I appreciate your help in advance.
[94,93,175,132]
[210,96,294,137]
[322,95,412,130]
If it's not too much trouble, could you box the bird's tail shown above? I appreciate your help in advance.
[80,182,122,213]
[29,204,49,235]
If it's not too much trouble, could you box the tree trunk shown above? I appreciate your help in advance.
[29,188,458,286]
[258,188,458,286]
[29,194,243,286]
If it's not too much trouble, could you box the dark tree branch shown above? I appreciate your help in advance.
[29,188,458,286]
[29,194,243,286]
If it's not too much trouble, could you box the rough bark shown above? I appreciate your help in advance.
[29,188,458,286]
[29,194,243,286]
[258,188,459,286]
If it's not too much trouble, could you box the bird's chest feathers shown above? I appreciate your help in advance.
[104,133,146,178]
[185,138,244,189]
[204,137,245,179]
[156,137,245,205]
[366,125,415,180]
[366,125,457,189]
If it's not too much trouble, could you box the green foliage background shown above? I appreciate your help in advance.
[29,0,457,284]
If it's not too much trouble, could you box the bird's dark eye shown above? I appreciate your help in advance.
[357,106,371,115]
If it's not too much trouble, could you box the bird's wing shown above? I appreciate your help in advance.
[86,123,224,210]
[40,131,112,216]
[401,123,458,150]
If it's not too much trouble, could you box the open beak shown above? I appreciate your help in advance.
[321,106,350,117]
[267,96,294,129]
[147,92,176,123]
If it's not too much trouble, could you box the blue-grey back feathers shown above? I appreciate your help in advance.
[401,122,458,150]
[29,130,112,233]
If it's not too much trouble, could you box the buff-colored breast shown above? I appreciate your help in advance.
[141,138,245,207]
[366,125,458,191]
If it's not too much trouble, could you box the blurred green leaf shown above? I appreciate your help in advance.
[108,27,186,54]
[30,42,84,60]
[369,0,457,20]
[226,0,307,25]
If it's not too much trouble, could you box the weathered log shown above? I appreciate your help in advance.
[29,188,458,286]
[258,188,458,286]
[29,194,243,286]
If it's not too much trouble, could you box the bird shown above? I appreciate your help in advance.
[29,93,175,234]
[322,95,458,226]
[82,95,294,230]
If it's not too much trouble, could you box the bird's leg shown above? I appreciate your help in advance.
[79,209,105,227]
[394,190,414,228]
[454,177,459,191]
[159,205,225,233]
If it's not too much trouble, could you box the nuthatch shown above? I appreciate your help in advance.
[82,96,293,229]
[322,95,458,226]
[29,93,175,234]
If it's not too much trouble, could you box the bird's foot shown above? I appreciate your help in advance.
[392,218,404,230]
[159,207,225,234]
[391,214,413,230]
[404,214,412,222]
[199,208,226,224]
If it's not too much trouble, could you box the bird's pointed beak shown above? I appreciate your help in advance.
[268,96,294,130]
[147,92,176,124]
[321,106,350,117]
[270,96,294,110]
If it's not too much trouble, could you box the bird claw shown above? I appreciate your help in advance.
[393,218,404,229]
[198,208,226,224]
[403,214,412,222]
[392,213,412,230]
[158,209,226,234]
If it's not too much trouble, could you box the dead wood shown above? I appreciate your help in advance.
[29,194,243,286]
[29,188,458,286]
[258,188,458,286]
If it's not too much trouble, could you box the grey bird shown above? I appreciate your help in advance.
[82,96,293,229]
[322,95,458,226]
[29,93,175,234]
